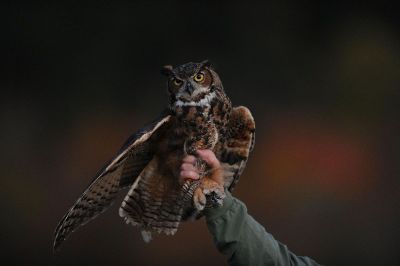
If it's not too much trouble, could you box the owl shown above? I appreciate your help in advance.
[53,60,255,250]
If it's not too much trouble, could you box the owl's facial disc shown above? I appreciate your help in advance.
[169,69,214,107]
[164,61,217,109]
[177,76,211,105]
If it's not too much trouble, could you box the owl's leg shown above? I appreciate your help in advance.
[202,168,225,207]
[185,124,225,210]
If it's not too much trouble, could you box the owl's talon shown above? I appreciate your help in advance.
[204,188,226,206]
[208,194,224,206]
[202,183,225,207]
[202,185,225,197]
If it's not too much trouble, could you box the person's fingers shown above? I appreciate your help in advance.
[180,163,197,172]
[182,155,196,164]
[180,170,200,180]
[197,149,220,169]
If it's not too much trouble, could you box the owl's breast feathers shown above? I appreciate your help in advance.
[173,89,232,134]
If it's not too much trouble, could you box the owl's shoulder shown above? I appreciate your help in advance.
[228,106,255,136]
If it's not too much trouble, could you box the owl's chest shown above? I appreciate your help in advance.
[174,106,211,133]
[170,100,230,152]
[175,104,210,121]
[174,99,228,127]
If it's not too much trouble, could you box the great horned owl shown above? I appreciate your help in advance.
[53,60,255,250]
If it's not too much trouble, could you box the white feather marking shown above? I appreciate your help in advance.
[174,92,216,107]
[141,230,152,243]
[119,176,141,218]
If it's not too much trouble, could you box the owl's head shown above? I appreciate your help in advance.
[161,60,224,109]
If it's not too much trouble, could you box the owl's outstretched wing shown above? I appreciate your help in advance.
[220,106,255,191]
[53,111,172,251]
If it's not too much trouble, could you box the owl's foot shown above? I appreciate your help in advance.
[193,177,225,211]
[203,181,225,207]
[193,187,206,211]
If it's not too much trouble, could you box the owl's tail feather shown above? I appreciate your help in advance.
[119,166,200,240]
[141,230,152,243]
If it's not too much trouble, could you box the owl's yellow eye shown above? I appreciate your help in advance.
[172,78,183,86]
[193,73,205,83]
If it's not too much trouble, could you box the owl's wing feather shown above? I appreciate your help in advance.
[53,111,172,251]
[220,106,255,191]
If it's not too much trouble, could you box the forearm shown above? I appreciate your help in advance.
[204,192,320,266]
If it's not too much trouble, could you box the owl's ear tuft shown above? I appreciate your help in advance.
[161,65,173,76]
[200,60,212,69]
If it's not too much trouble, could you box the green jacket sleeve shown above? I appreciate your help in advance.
[204,192,320,266]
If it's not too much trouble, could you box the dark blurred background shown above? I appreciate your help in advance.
[2,1,399,265]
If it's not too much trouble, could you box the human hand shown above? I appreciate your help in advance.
[179,150,222,185]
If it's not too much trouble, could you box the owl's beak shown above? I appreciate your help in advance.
[185,82,195,95]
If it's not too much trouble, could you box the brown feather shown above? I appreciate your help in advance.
[53,114,172,250]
